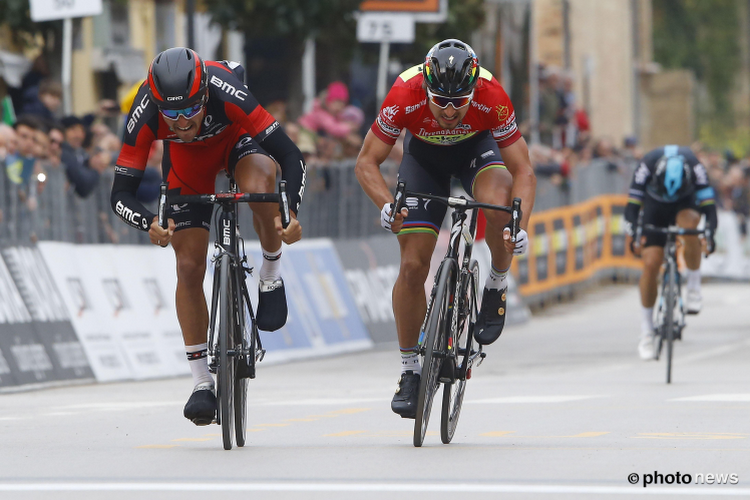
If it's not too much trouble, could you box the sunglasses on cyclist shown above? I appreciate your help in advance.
[427,89,474,110]
[159,99,205,120]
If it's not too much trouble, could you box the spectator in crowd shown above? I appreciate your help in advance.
[538,66,563,148]
[20,79,63,121]
[298,81,364,161]
[0,123,17,160]
[5,115,42,188]
[622,136,643,161]
[59,115,109,198]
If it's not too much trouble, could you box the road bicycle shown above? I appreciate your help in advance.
[638,223,707,384]
[390,182,521,447]
[158,180,290,449]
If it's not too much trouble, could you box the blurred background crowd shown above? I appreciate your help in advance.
[1,0,750,244]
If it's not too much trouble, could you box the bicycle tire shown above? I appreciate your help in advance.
[414,259,457,447]
[217,254,236,450]
[441,259,478,444]
[664,261,676,384]
[234,276,249,448]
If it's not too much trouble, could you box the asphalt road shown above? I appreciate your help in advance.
[1,282,749,499]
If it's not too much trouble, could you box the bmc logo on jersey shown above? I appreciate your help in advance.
[126,94,150,134]
[210,75,247,101]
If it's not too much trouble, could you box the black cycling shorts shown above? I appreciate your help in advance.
[397,131,508,237]
[642,194,700,247]
[163,131,272,232]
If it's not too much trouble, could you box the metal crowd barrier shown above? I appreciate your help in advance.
[0,157,636,246]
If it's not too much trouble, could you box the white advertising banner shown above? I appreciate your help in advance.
[37,239,373,383]
[38,242,186,381]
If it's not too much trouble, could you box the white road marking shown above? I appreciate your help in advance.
[259,398,383,405]
[53,402,182,410]
[677,340,750,364]
[0,482,748,495]
[669,394,750,402]
[469,395,607,404]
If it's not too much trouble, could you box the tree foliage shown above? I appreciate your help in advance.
[652,0,741,118]
[0,0,62,47]
[207,0,361,44]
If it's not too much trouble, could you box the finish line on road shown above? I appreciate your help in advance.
[0,482,748,496]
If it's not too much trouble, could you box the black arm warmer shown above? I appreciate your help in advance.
[701,202,718,230]
[110,170,154,232]
[260,129,306,214]
[624,201,641,227]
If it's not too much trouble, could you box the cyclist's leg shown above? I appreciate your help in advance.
[638,198,671,359]
[231,134,288,331]
[390,140,447,417]
[163,141,220,423]
[461,135,513,345]
[676,206,702,312]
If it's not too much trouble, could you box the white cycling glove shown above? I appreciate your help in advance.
[381,202,394,231]
[381,202,408,232]
[513,228,529,256]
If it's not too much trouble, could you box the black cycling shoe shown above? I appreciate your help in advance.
[391,370,420,419]
[183,383,217,426]
[256,278,288,331]
[473,287,507,345]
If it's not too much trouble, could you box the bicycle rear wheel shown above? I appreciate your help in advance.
[217,254,236,450]
[441,260,478,444]
[664,262,676,384]
[414,259,457,447]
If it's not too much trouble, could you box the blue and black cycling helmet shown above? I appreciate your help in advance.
[648,145,696,202]
[422,39,479,96]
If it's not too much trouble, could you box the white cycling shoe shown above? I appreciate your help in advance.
[686,288,702,315]
[638,333,656,361]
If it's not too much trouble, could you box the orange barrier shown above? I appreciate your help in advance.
[512,194,642,298]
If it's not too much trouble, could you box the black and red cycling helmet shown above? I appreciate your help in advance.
[422,39,479,96]
[147,47,208,110]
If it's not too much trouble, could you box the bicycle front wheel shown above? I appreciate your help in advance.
[441,260,478,444]
[217,254,236,450]
[234,286,250,447]
[414,259,457,447]
[664,261,676,384]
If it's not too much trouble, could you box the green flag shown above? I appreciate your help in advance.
[2,95,16,125]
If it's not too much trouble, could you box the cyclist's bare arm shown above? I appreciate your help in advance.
[355,130,396,208]
[499,136,536,229]
[355,130,409,233]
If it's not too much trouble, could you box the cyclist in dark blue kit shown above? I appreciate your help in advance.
[111,48,306,425]
[624,145,717,360]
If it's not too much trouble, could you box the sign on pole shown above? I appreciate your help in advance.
[29,0,103,22]
[356,13,416,44]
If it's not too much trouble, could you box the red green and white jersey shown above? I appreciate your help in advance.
[371,65,522,148]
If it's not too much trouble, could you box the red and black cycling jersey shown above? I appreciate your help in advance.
[371,65,522,148]
[111,60,306,231]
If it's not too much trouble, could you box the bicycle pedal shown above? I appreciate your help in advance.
[256,349,266,363]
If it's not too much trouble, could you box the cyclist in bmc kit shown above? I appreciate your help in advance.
[355,39,536,418]
[111,48,306,425]
[624,145,717,360]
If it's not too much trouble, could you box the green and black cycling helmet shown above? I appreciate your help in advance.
[422,39,480,96]
[648,146,696,202]
[147,47,208,110]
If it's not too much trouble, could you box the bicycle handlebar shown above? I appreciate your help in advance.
[157,181,291,229]
[387,181,522,237]
[157,183,168,230]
